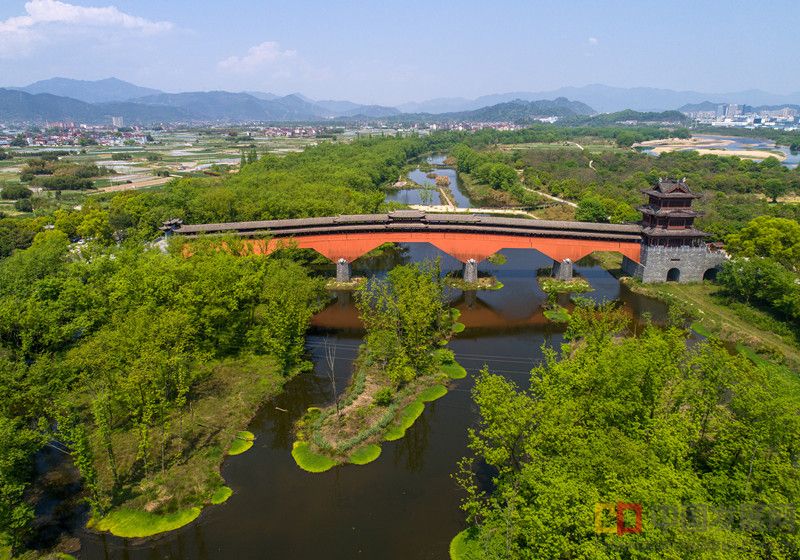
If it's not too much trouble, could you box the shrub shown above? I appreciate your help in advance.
[1,184,32,200]
[374,387,394,406]
[14,199,33,212]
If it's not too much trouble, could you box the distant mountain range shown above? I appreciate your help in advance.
[400,84,800,114]
[14,77,162,104]
[3,77,800,124]
[2,77,400,123]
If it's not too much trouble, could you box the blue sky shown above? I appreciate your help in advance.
[1,0,798,104]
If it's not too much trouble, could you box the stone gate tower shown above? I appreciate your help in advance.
[622,178,727,283]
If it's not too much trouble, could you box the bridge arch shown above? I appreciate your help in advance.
[173,211,645,282]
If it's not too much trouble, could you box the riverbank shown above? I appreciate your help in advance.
[86,354,289,538]
[292,348,466,473]
[456,171,521,207]
[591,252,799,370]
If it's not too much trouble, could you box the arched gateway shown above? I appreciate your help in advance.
[167,180,727,284]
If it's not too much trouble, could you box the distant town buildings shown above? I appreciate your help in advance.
[111,116,124,128]
[685,103,799,130]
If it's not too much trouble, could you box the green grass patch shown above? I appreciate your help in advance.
[227,430,255,455]
[736,343,771,367]
[690,321,714,338]
[93,507,201,538]
[450,528,482,560]
[539,277,593,295]
[210,485,232,505]
[291,441,336,473]
[487,253,507,265]
[348,443,382,465]
[384,400,425,442]
[418,384,448,402]
[544,306,570,323]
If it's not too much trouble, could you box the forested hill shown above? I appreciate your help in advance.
[563,109,691,126]
[391,97,595,124]
[564,109,691,125]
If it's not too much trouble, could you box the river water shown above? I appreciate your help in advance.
[384,155,474,207]
[642,134,800,168]
[73,244,667,559]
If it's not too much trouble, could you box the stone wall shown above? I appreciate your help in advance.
[628,245,727,283]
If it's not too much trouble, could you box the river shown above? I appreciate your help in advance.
[73,244,668,560]
[384,155,474,207]
[641,134,800,168]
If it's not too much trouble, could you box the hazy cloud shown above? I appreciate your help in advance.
[588,37,599,45]
[0,0,173,58]
[218,41,298,73]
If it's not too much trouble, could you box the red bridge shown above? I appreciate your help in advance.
[171,210,643,282]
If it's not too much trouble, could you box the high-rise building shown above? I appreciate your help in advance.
[111,116,124,128]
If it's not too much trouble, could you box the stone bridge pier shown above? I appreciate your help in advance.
[550,258,573,281]
[336,258,352,283]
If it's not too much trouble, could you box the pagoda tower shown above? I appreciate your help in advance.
[639,177,707,248]
[622,178,726,283]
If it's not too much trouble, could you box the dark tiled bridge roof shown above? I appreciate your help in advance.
[173,211,644,243]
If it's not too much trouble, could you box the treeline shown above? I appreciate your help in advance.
[449,144,539,205]
[0,135,455,256]
[520,147,800,238]
[0,232,326,552]
[458,123,690,148]
[455,305,800,558]
[19,156,112,190]
[717,216,800,327]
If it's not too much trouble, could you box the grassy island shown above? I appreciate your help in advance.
[538,276,592,295]
[292,262,466,472]
[445,275,504,292]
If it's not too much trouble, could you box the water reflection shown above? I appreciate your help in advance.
[76,244,668,560]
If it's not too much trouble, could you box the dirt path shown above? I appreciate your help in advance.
[408,204,538,218]
[522,187,578,208]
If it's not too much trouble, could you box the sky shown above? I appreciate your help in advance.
[0,0,798,105]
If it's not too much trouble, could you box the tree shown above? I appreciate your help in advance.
[0,416,41,553]
[763,178,788,203]
[356,261,452,386]
[726,216,800,270]
[9,135,27,148]
[575,194,608,222]
[13,199,32,213]
[0,185,32,200]
[457,313,800,558]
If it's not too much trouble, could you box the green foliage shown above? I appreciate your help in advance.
[13,199,32,213]
[383,400,425,442]
[93,507,201,538]
[726,216,800,271]
[373,387,394,406]
[357,261,453,386]
[9,135,26,148]
[209,485,233,505]
[348,444,382,465]
[0,416,41,553]
[227,431,255,456]
[246,259,326,371]
[718,257,800,324]
[0,185,31,200]
[450,144,523,198]
[291,441,336,473]
[456,318,800,558]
